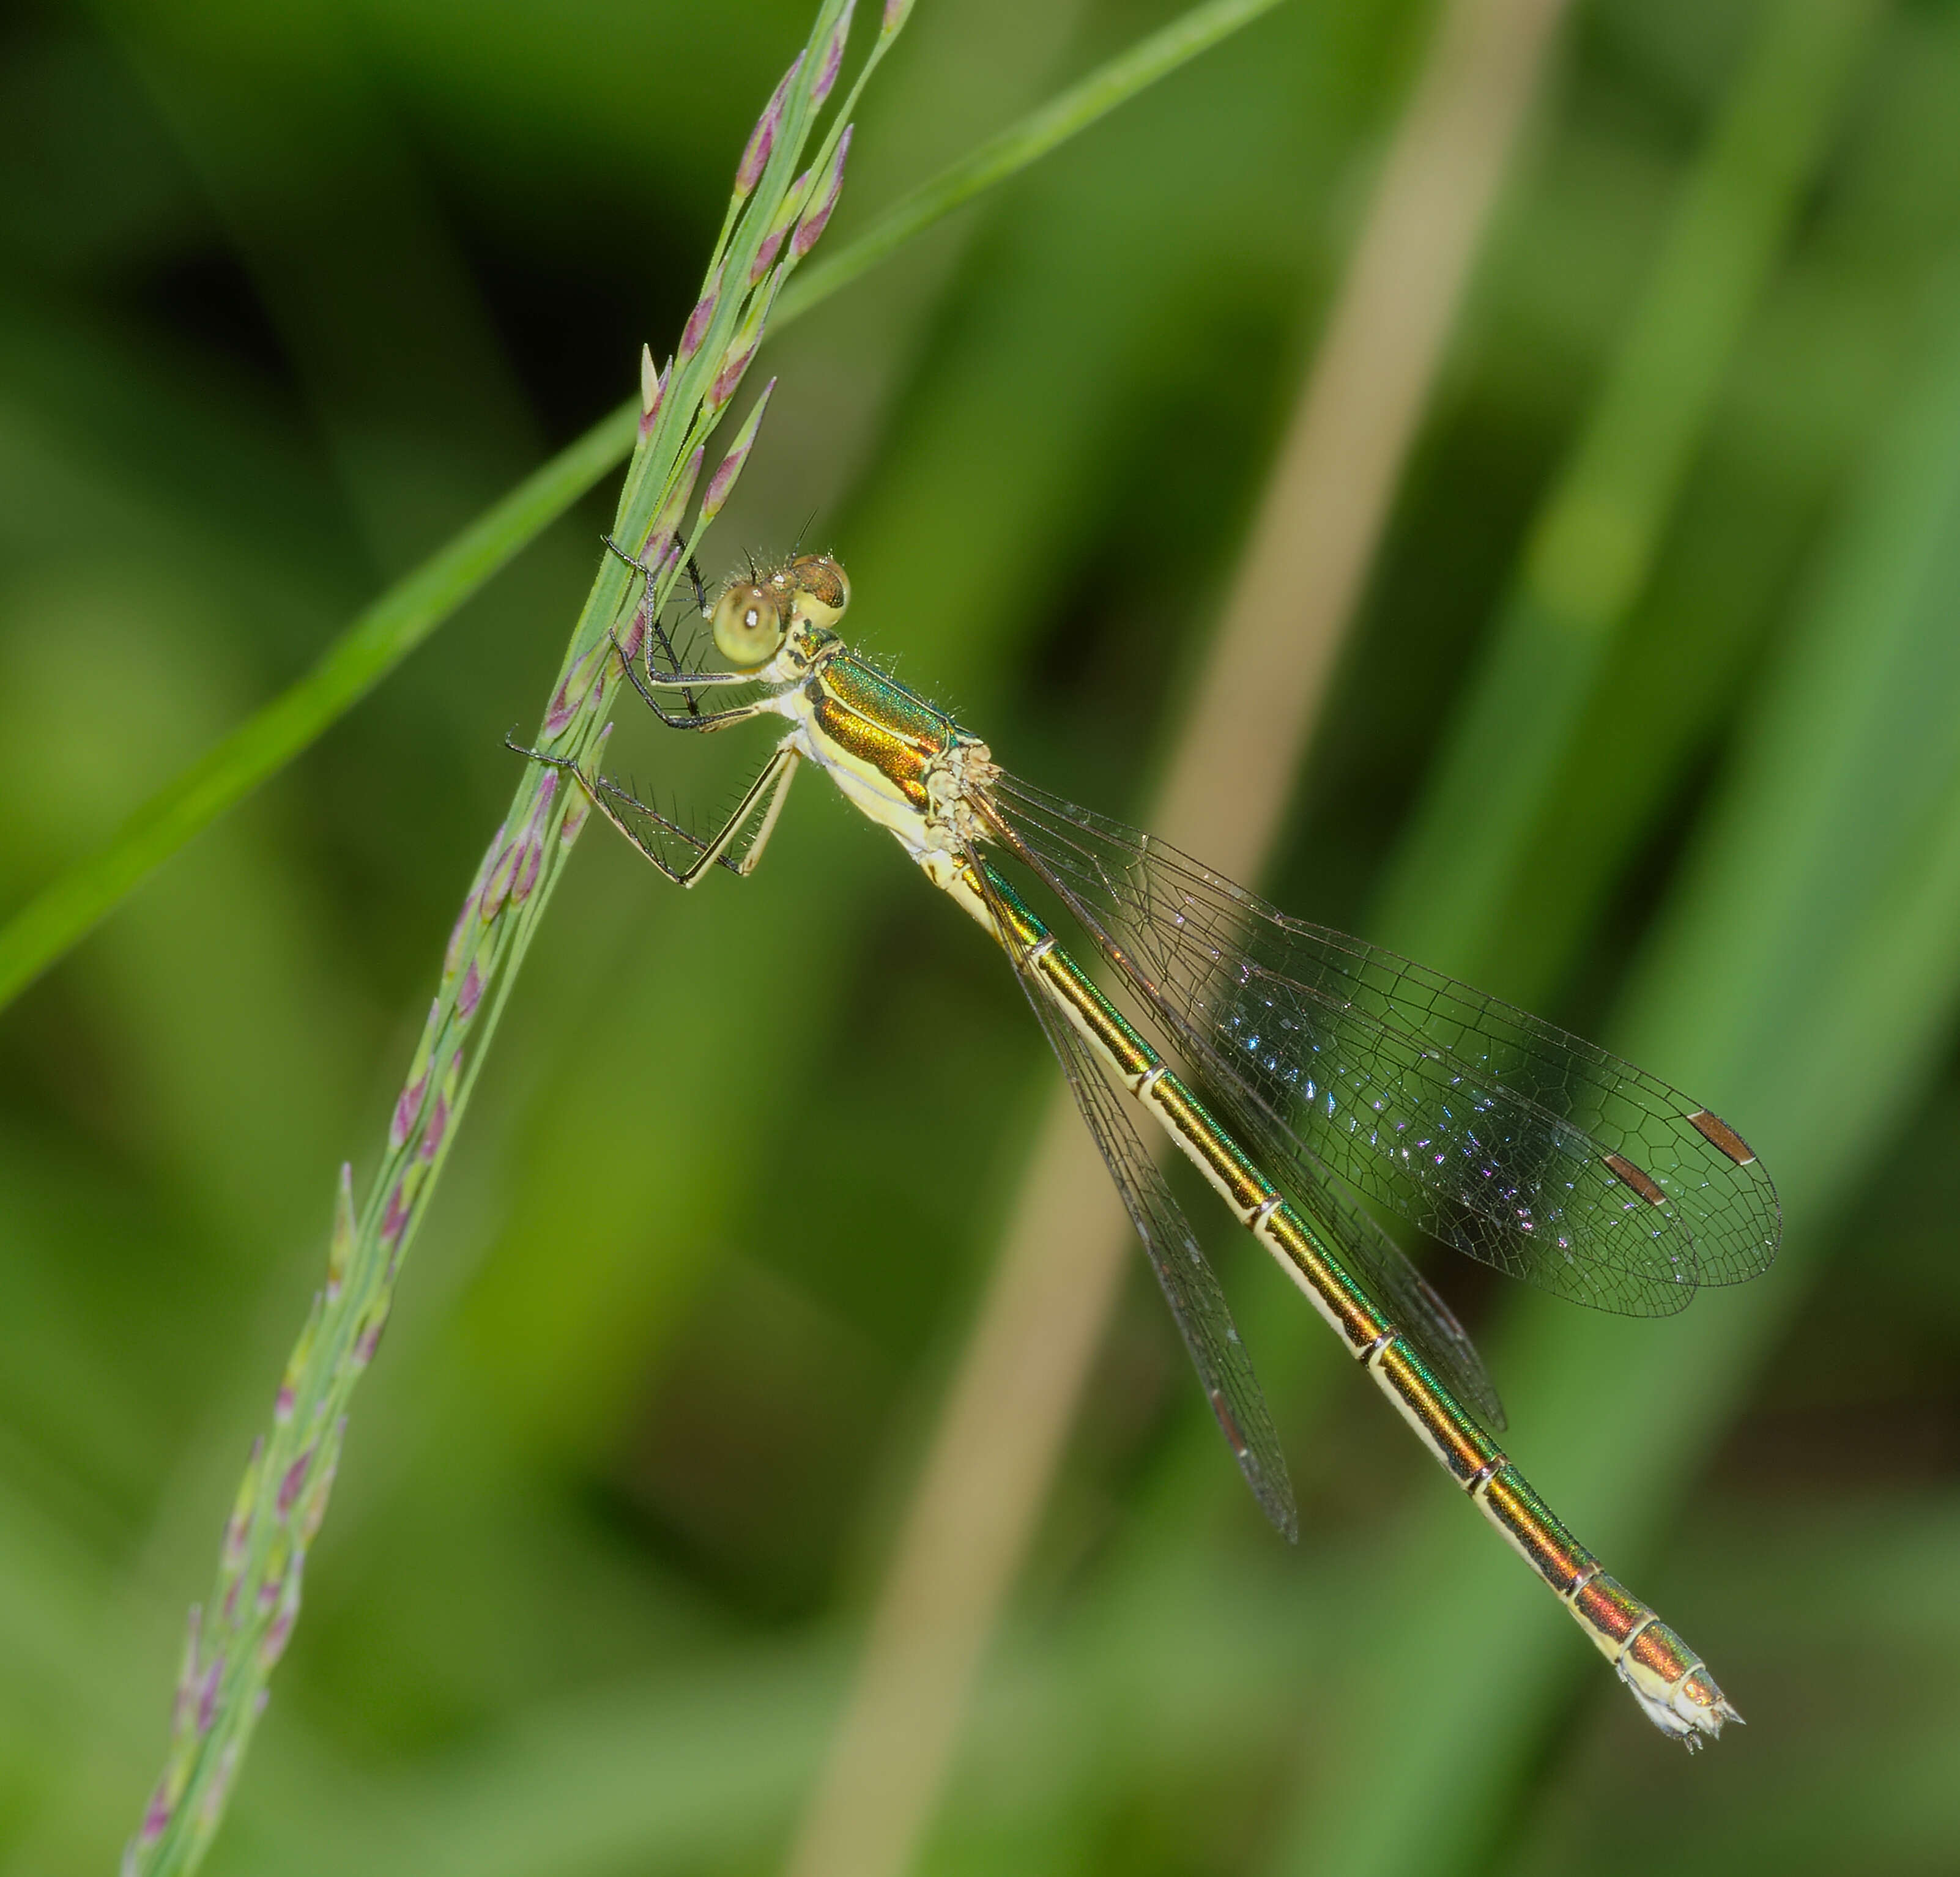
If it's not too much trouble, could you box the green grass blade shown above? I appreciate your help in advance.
[0,0,1296,1018]
[776,0,1291,323]
[0,404,635,1012]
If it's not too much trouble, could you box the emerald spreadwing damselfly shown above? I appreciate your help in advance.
[512,546,1780,1747]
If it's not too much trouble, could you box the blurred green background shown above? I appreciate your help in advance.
[4,0,1960,1871]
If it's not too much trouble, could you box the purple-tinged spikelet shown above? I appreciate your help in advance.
[748,154,816,284]
[221,1440,262,1576]
[701,379,778,525]
[781,164,815,229]
[707,281,779,418]
[883,0,914,35]
[325,1163,354,1302]
[350,1300,390,1371]
[419,1056,461,1163]
[457,961,483,1021]
[442,905,475,982]
[615,604,648,668]
[813,2,855,107]
[277,1452,312,1518]
[793,126,853,259]
[274,1296,322,1427]
[444,826,504,981]
[195,1656,224,1734]
[736,53,802,198]
[677,264,724,369]
[260,1599,297,1671]
[707,337,759,416]
[639,346,666,437]
[749,215,791,287]
[378,1178,412,1248]
[636,527,675,585]
[659,445,706,536]
[479,842,518,924]
[638,445,708,578]
[543,635,611,739]
[418,1093,449,1163]
[509,771,557,903]
[390,999,445,1149]
[297,1423,345,1545]
[389,1073,425,1152]
[562,725,610,846]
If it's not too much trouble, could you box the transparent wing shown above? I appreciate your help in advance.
[983,834,1505,1429]
[980,776,1781,1320]
[1207,1084,1509,1426]
[970,854,1298,1539]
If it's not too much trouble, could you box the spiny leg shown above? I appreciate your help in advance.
[505,735,714,883]
[703,743,802,877]
[595,539,758,725]
[505,733,800,887]
[606,636,771,731]
[600,535,741,720]
[600,531,700,717]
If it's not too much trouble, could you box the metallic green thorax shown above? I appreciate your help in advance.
[760,623,1004,930]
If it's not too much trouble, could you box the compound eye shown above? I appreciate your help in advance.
[789,553,850,628]
[711,583,785,667]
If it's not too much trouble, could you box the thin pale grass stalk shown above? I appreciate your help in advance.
[778,3,1574,1875]
[0,0,1291,1020]
[121,4,891,1868]
[1375,0,1878,977]
[1267,261,1960,1877]
[1252,7,1882,1866]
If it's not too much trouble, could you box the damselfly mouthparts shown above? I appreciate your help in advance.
[511,548,1780,1746]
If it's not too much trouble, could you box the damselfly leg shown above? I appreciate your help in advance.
[608,639,774,730]
[503,731,795,886]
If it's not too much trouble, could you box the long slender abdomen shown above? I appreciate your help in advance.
[1016,916,1739,1745]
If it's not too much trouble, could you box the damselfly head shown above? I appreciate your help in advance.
[784,552,850,628]
[712,553,849,668]
[711,581,787,668]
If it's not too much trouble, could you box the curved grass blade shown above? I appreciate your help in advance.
[776,0,1290,324]
[0,0,1294,1018]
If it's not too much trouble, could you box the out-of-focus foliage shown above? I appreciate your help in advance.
[1,0,1958,1873]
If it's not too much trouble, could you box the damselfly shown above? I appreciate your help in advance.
[513,547,1780,1746]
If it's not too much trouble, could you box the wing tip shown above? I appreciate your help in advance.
[1257,1476,1299,1545]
